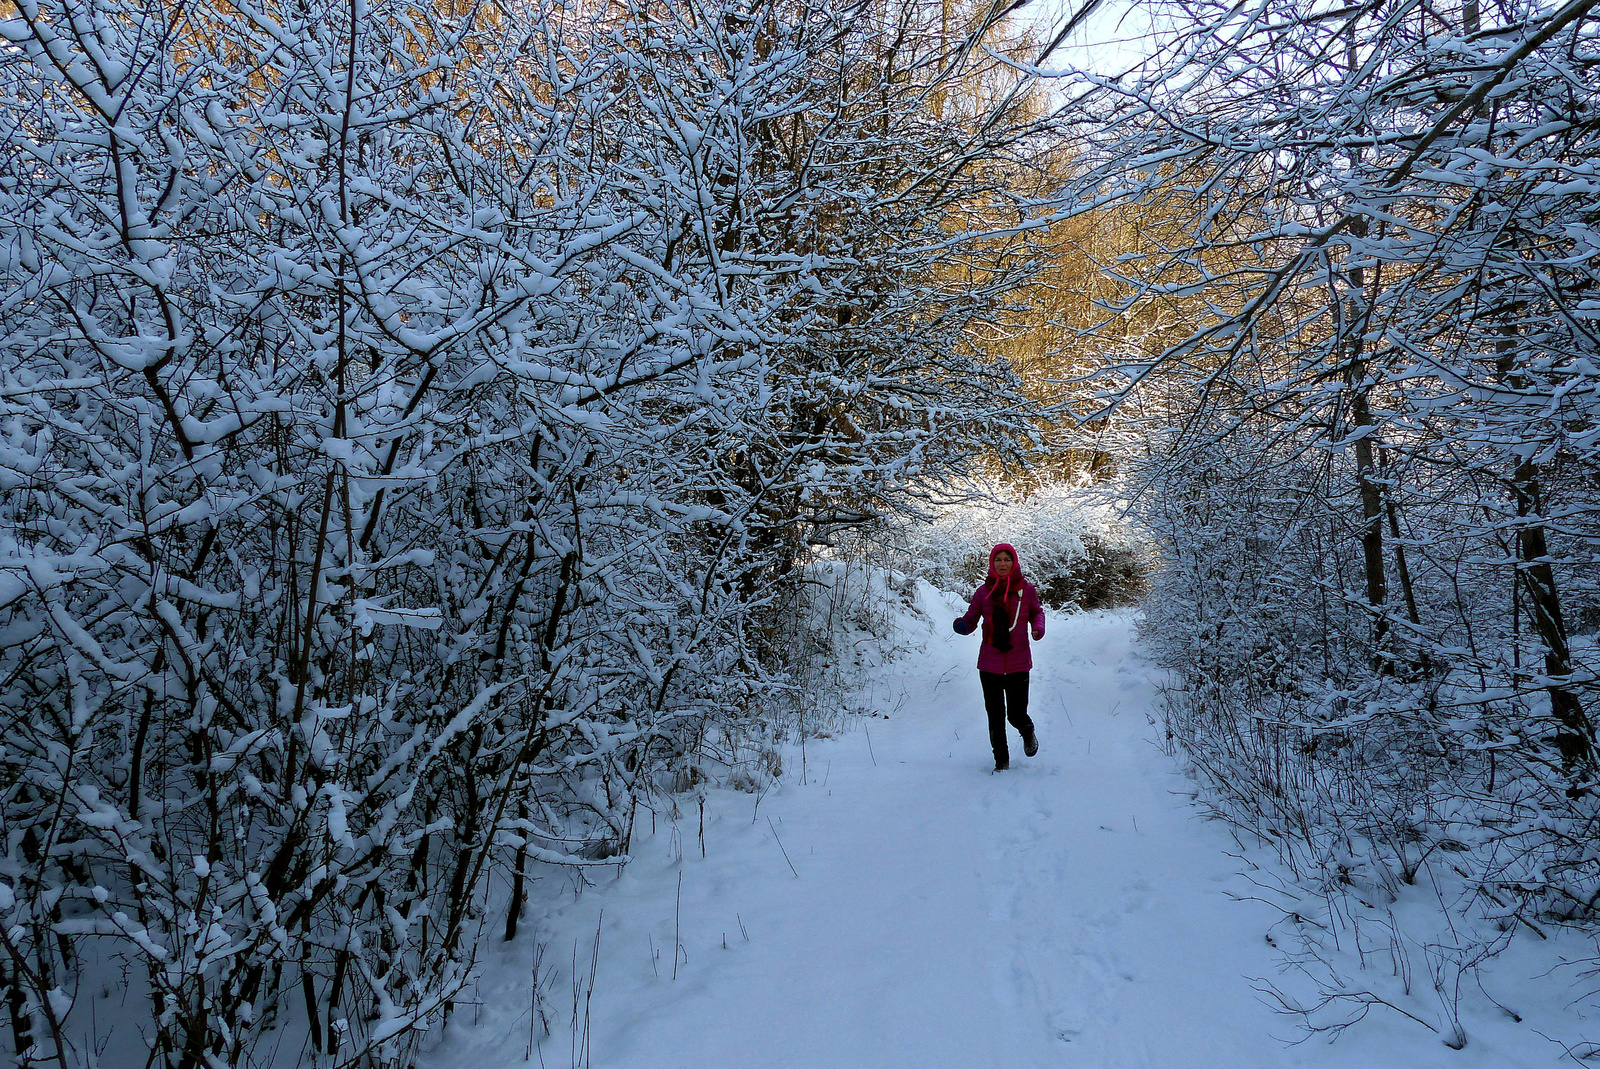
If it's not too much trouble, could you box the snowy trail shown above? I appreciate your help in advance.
[430,587,1540,1069]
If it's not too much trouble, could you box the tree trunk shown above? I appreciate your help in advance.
[1341,205,1389,663]
[1512,459,1594,774]
[1488,313,1593,773]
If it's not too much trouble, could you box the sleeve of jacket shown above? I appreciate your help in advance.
[1029,585,1045,636]
[953,587,985,635]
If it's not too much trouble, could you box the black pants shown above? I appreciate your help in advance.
[979,670,1034,763]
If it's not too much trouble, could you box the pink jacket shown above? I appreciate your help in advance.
[956,543,1045,673]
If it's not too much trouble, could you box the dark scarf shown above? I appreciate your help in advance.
[989,574,1016,652]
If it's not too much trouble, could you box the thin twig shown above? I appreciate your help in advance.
[767,816,800,878]
[672,871,683,981]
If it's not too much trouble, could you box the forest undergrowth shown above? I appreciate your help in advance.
[0,0,1068,1063]
[1140,509,1600,1049]
[1029,0,1600,1049]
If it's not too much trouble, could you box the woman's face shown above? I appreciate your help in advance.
[993,551,1014,577]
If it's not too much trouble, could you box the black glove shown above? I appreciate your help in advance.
[952,617,974,635]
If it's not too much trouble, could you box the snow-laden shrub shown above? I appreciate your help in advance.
[1132,428,1600,1040]
[0,0,1055,1061]
[675,551,919,800]
[906,487,1150,609]
[760,554,920,733]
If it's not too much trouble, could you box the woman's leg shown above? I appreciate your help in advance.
[979,671,1010,767]
[1004,672,1037,754]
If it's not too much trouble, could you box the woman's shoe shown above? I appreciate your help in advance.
[1024,732,1039,757]
[994,757,1010,771]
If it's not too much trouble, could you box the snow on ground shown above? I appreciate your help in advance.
[426,582,1588,1069]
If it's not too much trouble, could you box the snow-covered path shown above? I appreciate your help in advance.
[429,588,1543,1069]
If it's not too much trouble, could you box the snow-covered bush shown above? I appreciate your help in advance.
[1045,0,1600,1037]
[0,0,1059,1062]
[756,547,921,729]
[1129,427,1600,1038]
[905,487,1149,609]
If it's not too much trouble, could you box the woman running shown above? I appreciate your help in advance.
[952,543,1044,771]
